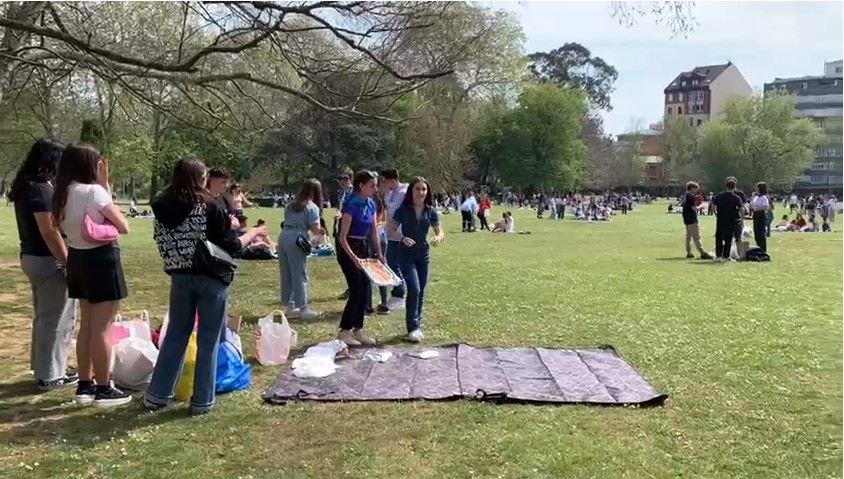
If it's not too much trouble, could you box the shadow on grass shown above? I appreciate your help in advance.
[0,396,189,448]
[0,379,46,401]
[655,257,691,261]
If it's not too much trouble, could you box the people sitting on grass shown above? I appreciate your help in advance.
[492,212,514,233]
[774,215,790,232]
[241,219,277,260]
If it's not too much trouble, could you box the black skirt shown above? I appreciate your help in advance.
[67,243,128,303]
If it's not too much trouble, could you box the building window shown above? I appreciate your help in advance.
[679,92,684,101]
[810,175,827,184]
[836,67,842,74]
[667,92,674,102]
[678,106,683,115]
[681,80,687,87]
[667,107,673,115]
[697,119,703,126]
[802,82,808,90]
[811,163,827,171]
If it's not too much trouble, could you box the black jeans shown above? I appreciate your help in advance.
[461,211,473,231]
[478,213,489,230]
[752,211,767,252]
[338,238,370,330]
[714,222,734,259]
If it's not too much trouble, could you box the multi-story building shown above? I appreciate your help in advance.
[764,60,843,193]
[663,61,754,129]
[617,125,666,193]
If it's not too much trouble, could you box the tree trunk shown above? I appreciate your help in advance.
[149,109,162,203]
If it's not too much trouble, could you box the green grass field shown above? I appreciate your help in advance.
[0,202,840,479]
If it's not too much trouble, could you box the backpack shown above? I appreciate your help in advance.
[744,246,770,262]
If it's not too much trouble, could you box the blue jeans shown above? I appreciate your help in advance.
[145,274,228,414]
[398,246,430,333]
[386,241,405,298]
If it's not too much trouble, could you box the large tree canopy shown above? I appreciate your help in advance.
[698,93,819,191]
[527,42,618,111]
[472,84,587,193]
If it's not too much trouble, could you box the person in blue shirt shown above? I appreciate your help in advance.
[388,177,445,342]
[336,170,384,347]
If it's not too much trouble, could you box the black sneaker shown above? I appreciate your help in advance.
[365,308,375,315]
[685,253,695,259]
[700,252,714,260]
[74,381,97,405]
[93,385,132,408]
[376,304,390,315]
[37,373,79,391]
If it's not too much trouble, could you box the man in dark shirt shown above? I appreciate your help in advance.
[682,181,713,259]
[713,176,744,261]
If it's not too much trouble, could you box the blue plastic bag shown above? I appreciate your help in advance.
[216,338,251,394]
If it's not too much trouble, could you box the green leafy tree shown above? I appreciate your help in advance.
[528,43,618,111]
[473,84,587,192]
[698,94,819,191]
[661,115,695,192]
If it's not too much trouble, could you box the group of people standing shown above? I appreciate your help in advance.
[682,176,776,261]
[11,136,449,414]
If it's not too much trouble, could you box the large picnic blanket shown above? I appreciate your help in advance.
[263,344,667,406]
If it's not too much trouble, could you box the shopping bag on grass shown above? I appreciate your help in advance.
[255,311,297,366]
[174,332,198,401]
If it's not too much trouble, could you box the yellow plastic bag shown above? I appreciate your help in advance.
[174,332,197,401]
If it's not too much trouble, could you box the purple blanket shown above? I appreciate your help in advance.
[263,344,666,406]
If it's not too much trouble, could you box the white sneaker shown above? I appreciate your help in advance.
[387,297,405,310]
[337,329,361,347]
[298,308,322,319]
[285,305,300,318]
[406,329,424,343]
[354,329,377,346]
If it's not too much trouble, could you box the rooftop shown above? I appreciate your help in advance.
[665,62,732,91]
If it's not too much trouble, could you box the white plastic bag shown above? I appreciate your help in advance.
[290,356,339,378]
[113,336,159,391]
[255,311,297,366]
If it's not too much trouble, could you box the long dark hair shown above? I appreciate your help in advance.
[8,139,64,202]
[403,176,433,207]
[292,178,323,212]
[160,159,209,206]
[52,143,101,224]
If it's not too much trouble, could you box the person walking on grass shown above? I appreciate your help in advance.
[712,177,744,262]
[146,159,266,415]
[336,170,383,347]
[10,139,78,391]
[389,177,444,342]
[53,144,131,407]
[279,179,325,320]
[682,181,714,260]
[380,168,407,311]
[750,182,770,252]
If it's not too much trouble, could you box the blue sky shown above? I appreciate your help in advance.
[495,1,843,136]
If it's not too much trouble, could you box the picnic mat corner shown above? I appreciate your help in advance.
[263,343,667,407]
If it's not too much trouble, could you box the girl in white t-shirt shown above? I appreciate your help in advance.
[53,143,131,408]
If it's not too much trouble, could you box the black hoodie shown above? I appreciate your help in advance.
[152,195,242,280]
